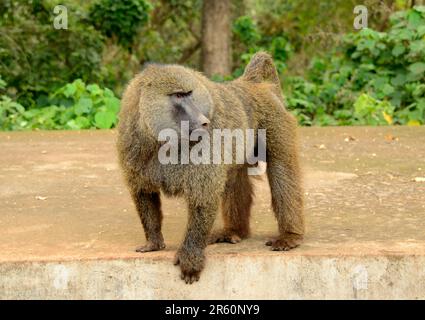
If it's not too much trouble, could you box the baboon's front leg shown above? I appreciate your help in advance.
[174,201,218,284]
[266,113,305,250]
[130,189,165,252]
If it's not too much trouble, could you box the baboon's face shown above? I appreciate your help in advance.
[138,65,214,139]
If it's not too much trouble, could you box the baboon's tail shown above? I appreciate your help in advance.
[242,52,281,87]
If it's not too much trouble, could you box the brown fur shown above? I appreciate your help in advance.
[208,167,253,244]
[117,52,305,284]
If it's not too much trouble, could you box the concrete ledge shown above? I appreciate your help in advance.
[2,253,425,299]
[1,127,425,299]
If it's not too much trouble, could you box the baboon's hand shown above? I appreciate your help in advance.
[135,240,165,253]
[173,247,205,284]
[208,229,242,245]
[265,233,303,251]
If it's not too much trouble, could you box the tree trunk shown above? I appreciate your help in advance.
[201,0,232,77]
[411,0,425,6]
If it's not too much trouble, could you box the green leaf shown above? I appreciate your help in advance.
[66,119,80,130]
[87,84,102,95]
[397,29,415,40]
[358,39,376,51]
[407,10,424,28]
[390,91,403,107]
[409,62,425,75]
[0,78,6,90]
[417,99,425,111]
[406,72,423,82]
[392,44,405,57]
[104,88,115,98]
[105,97,120,113]
[60,108,75,125]
[413,84,425,98]
[94,111,116,129]
[353,94,394,125]
[382,84,395,96]
[417,25,425,37]
[354,94,375,116]
[75,97,93,115]
[63,83,77,98]
[371,76,389,90]
[391,74,406,86]
[410,40,425,55]
[75,116,91,129]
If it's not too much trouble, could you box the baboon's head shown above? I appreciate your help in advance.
[138,64,214,139]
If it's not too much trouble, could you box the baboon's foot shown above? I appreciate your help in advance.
[135,240,165,253]
[174,248,204,284]
[208,229,243,245]
[265,233,303,251]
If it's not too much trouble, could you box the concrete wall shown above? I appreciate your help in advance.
[1,255,424,299]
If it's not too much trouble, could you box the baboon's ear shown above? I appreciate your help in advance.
[140,62,165,73]
[242,51,280,87]
[141,62,154,72]
[140,62,148,71]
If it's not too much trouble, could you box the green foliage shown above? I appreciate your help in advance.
[0,75,6,91]
[1,1,424,130]
[0,96,27,131]
[89,0,152,49]
[233,16,262,45]
[232,16,292,78]
[0,80,120,131]
[0,0,202,103]
[353,94,395,126]
[251,0,360,57]
[0,0,105,106]
[285,7,425,126]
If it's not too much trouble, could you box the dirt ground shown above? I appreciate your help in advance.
[0,126,424,262]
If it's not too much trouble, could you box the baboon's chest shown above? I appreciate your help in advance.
[142,159,188,197]
[158,165,187,197]
[143,158,224,198]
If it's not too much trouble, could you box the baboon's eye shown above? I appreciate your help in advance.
[173,91,192,99]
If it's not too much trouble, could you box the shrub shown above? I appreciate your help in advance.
[89,0,152,49]
[0,80,120,131]
[0,0,105,107]
[285,6,425,126]
[232,16,292,78]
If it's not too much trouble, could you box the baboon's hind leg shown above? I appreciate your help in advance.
[265,112,305,251]
[209,168,253,244]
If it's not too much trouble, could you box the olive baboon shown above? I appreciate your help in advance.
[117,52,304,284]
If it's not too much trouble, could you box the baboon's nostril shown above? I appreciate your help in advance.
[197,115,210,129]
